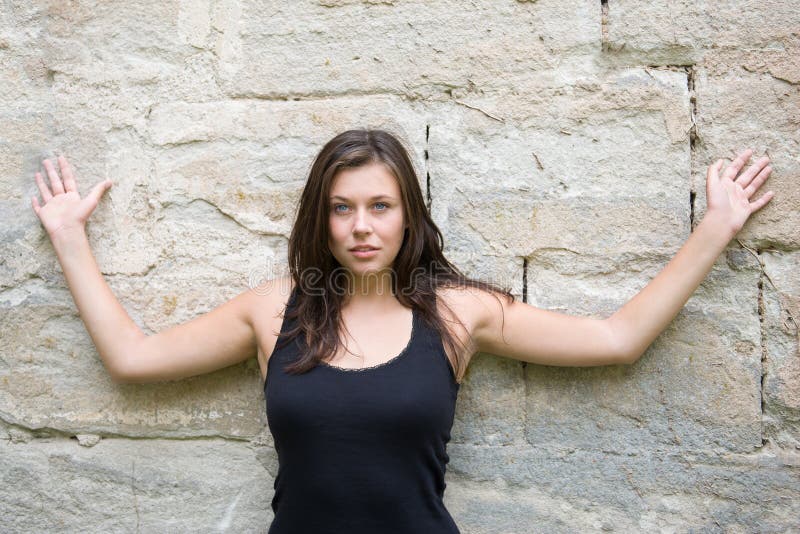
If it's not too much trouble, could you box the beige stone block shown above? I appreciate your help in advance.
[690,65,799,248]
[147,96,427,235]
[0,291,266,438]
[523,251,762,453]
[446,445,800,531]
[762,250,800,448]
[428,67,692,259]
[216,0,599,98]
[0,437,271,531]
[606,0,800,66]
[453,352,526,447]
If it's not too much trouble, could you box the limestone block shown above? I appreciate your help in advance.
[25,1,222,142]
[215,0,599,98]
[0,437,272,532]
[428,67,691,259]
[523,248,762,454]
[147,95,427,235]
[762,250,800,449]
[441,252,524,447]
[0,298,264,437]
[690,65,799,248]
[0,3,51,104]
[0,269,268,438]
[606,0,800,67]
[453,351,526,447]
[440,249,522,301]
[446,444,800,531]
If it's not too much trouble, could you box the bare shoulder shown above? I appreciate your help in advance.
[434,284,510,327]
[433,284,513,367]
[247,275,296,383]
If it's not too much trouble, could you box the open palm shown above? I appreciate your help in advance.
[31,156,113,238]
[705,148,774,235]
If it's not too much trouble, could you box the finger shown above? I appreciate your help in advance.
[58,155,78,193]
[735,155,770,190]
[31,195,41,216]
[722,148,753,181]
[749,191,775,213]
[34,171,53,202]
[84,179,112,207]
[707,159,724,182]
[743,165,773,198]
[43,158,65,195]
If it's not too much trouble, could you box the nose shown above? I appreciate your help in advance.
[352,208,373,235]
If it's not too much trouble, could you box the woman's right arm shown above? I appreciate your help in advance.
[32,156,261,384]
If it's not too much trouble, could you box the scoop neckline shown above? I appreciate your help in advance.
[319,307,416,372]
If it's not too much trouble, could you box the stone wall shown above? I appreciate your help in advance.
[2,1,798,531]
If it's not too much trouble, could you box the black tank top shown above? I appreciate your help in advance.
[264,287,461,533]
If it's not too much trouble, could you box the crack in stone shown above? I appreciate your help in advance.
[425,124,431,212]
[521,256,529,443]
[131,460,140,533]
[522,257,528,305]
[757,270,767,447]
[0,411,255,443]
[178,197,276,237]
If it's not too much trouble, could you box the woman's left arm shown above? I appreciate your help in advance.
[608,148,775,362]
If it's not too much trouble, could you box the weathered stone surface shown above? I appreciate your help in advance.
[0,278,266,438]
[215,0,599,99]
[690,65,799,247]
[428,67,692,260]
[2,0,799,531]
[762,250,800,449]
[606,0,800,68]
[147,96,427,235]
[0,437,272,532]
[524,249,763,454]
[452,352,526,447]
[446,444,800,532]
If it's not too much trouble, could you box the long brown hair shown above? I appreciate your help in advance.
[277,128,514,384]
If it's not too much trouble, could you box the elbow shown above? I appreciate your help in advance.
[618,348,642,365]
[613,338,642,365]
[605,318,640,365]
[108,364,131,384]
[106,353,135,384]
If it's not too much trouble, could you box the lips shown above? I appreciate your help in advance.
[349,246,379,251]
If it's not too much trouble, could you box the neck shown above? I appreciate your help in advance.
[340,269,397,308]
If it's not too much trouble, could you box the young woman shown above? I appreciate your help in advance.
[30,129,774,533]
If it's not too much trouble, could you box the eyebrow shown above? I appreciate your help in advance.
[329,195,396,201]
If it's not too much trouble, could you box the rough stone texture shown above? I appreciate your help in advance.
[524,251,762,454]
[689,63,799,247]
[0,437,272,532]
[1,0,799,532]
[215,0,599,99]
[762,250,800,449]
[445,444,800,532]
[605,0,800,69]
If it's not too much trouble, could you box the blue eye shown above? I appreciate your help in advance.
[332,202,389,213]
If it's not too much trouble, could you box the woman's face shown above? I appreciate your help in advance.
[327,161,407,281]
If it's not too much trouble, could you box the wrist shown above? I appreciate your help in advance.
[698,211,737,243]
[50,226,89,253]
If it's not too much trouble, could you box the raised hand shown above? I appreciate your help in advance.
[705,148,774,236]
[31,155,113,238]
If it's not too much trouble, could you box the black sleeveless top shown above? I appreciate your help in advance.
[264,287,461,533]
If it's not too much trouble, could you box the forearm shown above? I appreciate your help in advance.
[607,213,736,362]
[51,230,145,380]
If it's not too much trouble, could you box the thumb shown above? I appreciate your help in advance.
[707,159,723,182]
[87,179,112,204]
[79,179,112,217]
